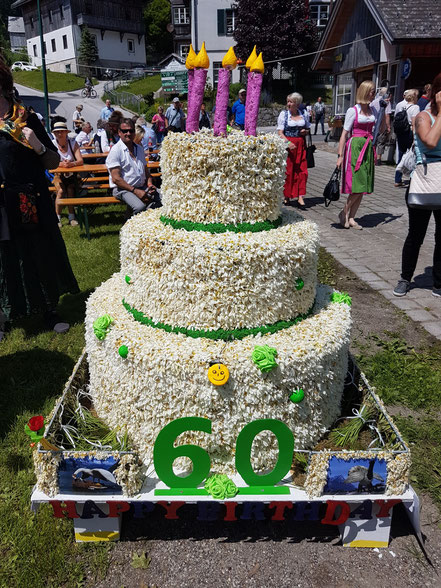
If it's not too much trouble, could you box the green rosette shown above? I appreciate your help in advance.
[251,344,278,372]
[204,474,238,500]
[330,292,352,306]
[93,314,114,340]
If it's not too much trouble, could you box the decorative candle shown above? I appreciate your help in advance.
[186,42,210,133]
[185,44,197,112]
[244,52,264,136]
[214,46,237,136]
[246,45,258,69]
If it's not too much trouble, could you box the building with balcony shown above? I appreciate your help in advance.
[11,0,146,74]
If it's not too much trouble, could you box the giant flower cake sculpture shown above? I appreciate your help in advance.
[84,42,352,478]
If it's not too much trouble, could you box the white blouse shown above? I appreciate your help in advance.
[343,104,378,132]
[277,110,310,131]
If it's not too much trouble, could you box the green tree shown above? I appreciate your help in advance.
[78,26,98,74]
[144,0,173,61]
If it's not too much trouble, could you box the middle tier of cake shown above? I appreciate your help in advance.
[120,209,319,331]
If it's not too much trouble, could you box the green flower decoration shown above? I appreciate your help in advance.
[251,344,278,372]
[330,292,352,306]
[118,345,129,358]
[289,388,305,403]
[295,278,304,291]
[93,314,114,340]
[125,275,132,284]
[204,474,238,500]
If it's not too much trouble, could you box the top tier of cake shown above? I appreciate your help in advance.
[160,130,287,225]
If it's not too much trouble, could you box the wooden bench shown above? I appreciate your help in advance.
[58,196,122,240]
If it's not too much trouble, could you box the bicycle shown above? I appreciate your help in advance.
[81,86,97,99]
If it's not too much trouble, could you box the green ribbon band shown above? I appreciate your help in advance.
[160,215,282,234]
[122,299,315,341]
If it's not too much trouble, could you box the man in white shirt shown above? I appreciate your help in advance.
[100,99,114,122]
[371,87,392,164]
[72,104,84,134]
[75,121,93,153]
[106,118,158,215]
[313,97,326,134]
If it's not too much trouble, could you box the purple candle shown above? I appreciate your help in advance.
[185,45,197,133]
[213,46,237,136]
[244,52,264,136]
[186,43,209,133]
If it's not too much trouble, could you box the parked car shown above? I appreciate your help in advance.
[11,61,37,71]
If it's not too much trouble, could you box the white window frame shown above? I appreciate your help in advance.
[335,72,353,115]
[213,61,222,86]
[179,44,190,59]
[127,38,135,53]
[310,4,329,27]
[173,7,189,25]
[225,8,236,36]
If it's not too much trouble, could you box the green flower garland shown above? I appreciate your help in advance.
[122,299,315,341]
[160,215,282,234]
[204,474,238,499]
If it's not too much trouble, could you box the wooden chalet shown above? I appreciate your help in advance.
[312,0,441,113]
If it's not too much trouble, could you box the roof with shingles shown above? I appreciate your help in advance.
[366,0,441,41]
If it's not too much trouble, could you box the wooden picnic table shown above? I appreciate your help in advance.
[81,149,161,160]
[50,161,161,175]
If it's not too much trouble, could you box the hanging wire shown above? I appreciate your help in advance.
[263,33,383,65]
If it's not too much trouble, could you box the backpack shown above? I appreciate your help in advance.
[393,106,411,136]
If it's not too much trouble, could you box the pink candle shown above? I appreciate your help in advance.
[213,68,231,136]
[186,69,207,133]
[244,72,263,136]
[187,69,194,109]
[244,52,264,136]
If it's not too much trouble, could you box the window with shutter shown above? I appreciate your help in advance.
[217,9,226,36]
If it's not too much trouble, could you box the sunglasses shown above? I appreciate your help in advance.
[120,128,135,134]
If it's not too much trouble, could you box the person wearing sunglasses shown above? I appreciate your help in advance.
[105,118,159,216]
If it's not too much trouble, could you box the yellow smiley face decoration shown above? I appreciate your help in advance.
[208,363,230,386]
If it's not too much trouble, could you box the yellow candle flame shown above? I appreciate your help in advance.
[246,45,258,69]
[194,42,210,69]
[185,44,197,70]
[250,52,264,74]
[222,46,237,70]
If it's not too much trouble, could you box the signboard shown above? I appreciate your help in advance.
[401,58,412,80]
[161,70,188,94]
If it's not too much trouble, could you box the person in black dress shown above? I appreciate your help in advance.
[0,59,79,340]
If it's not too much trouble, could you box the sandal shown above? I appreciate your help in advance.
[349,219,363,230]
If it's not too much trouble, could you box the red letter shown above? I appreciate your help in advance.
[269,501,293,521]
[157,501,184,519]
[49,501,79,519]
[223,501,238,521]
[107,501,131,518]
[321,501,350,526]
[376,499,402,518]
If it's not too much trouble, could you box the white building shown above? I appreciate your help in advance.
[11,0,146,75]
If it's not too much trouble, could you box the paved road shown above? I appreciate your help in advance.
[14,81,133,128]
[302,149,441,340]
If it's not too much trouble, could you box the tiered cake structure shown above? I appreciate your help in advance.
[85,131,352,474]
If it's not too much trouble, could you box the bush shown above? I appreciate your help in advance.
[141,101,162,122]
[229,82,243,101]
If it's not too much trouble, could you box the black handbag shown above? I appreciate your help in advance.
[323,167,341,207]
[306,134,316,168]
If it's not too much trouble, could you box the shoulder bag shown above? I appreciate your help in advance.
[323,167,341,207]
[407,156,441,210]
[306,133,316,168]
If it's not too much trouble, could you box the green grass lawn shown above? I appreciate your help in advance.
[0,205,125,587]
[13,70,97,93]
[117,74,161,97]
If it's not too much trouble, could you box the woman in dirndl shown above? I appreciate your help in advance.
[277,92,310,210]
[336,81,377,229]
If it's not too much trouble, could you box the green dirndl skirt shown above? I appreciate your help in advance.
[342,136,375,195]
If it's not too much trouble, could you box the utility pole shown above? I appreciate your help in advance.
[36,0,50,131]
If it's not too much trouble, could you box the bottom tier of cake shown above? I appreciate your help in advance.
[85,276,352,474]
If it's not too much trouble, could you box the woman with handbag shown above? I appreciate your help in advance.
[393,73,441,298]
[277,92,310,210]
[336,81,377,229]
[0,59,79,339]
[51,121,83,227]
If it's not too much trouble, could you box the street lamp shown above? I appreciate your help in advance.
[36,0,50,131]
